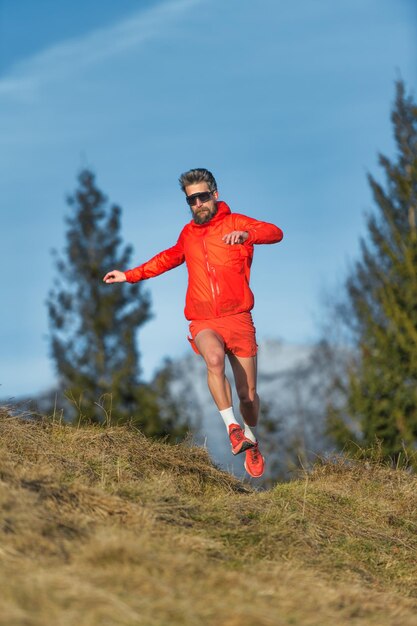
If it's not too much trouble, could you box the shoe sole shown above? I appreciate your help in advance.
[231,439,256,456]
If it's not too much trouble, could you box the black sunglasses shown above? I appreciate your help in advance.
[185,191,213,206]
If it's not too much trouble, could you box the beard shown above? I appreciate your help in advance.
[191,203,218,225]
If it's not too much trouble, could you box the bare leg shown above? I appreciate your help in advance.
[228,353,265,477]
[227,353,259,427]
[194,329,233,410]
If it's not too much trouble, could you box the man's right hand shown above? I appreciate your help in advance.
[103,270,127,283]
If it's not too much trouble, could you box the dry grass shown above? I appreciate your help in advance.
[0,406,416,626]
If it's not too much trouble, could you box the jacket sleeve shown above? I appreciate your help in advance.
[124,234,185,283]
[232,213,283,245]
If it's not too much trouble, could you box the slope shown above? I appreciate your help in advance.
[0,407,416,626]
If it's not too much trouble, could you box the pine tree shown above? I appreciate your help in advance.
[47,169,187,439]
[327,81,417,464]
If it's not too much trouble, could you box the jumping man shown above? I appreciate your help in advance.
[103,169,283,478]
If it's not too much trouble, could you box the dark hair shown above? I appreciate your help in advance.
[178,168,217,193]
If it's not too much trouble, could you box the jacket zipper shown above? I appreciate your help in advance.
[212,267,221,298]
[203,238,219,316]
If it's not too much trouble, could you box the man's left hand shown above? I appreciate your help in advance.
[222,231,248,245]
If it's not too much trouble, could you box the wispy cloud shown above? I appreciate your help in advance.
[0,0,203,99]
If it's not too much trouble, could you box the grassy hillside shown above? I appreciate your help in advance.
[0,407,416,626]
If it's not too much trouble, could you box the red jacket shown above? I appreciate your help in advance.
[124,201,283,320]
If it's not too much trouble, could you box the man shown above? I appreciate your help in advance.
[103,168,283,478]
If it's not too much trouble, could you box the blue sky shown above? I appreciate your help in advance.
[0,0,416,398]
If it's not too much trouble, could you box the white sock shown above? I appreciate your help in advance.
[243,423,257,443]
[219,407,239,431]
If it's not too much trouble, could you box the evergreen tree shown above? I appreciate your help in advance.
[327,81,417,464]
[47,169,187,439]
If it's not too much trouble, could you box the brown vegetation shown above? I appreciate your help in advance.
[0,406,416,625]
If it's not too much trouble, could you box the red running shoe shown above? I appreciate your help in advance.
[244,443,265,478]
[228,424,255,456]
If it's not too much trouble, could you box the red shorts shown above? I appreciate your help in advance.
[188,312,258,358]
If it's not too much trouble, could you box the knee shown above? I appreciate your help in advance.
[205,350,225,375]
[237,386,257,404]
